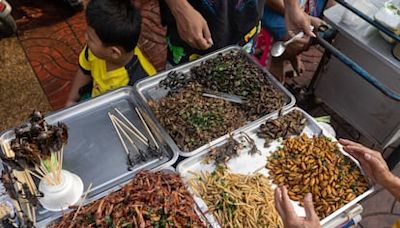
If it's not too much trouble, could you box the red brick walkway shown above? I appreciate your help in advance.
[12,0,166,110]
[13,0,84,109]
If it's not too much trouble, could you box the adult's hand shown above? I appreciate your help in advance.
[165,0,213,50]
[284,0,315,41]
[275,186,321,228]
[309,16,327,29]
[339,139,393,186]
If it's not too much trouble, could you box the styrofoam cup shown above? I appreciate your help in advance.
[38,170,84,212]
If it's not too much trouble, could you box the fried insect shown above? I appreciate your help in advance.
[4,110,68,171]
[203,136,242,166]
[150,83,246,151]
[160,71,194,92]
[51,171,205,228]
[191,51,286,120]
[151,52,287,152]
[266,134,369,218]
[257,110,307,147]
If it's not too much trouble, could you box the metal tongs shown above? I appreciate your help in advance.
[202,90,248,104]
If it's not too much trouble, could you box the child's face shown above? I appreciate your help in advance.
[85,26,123,61]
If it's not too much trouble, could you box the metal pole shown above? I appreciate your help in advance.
[335,0,400,43]
[316,34,400,101]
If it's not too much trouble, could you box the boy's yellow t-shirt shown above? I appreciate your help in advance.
[78,46,156,97]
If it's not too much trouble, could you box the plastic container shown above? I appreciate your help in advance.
[374,1,400,43]
[38,170,84,212]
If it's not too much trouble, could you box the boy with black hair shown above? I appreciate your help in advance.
[66,0,156,106]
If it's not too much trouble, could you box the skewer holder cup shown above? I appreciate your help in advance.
[38,170,84,212]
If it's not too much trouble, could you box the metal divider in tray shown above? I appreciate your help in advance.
[177,107,374,227]
[134,45,296,158]
[0,87,178,226]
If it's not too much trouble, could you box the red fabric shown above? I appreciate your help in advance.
[254,28,273,67]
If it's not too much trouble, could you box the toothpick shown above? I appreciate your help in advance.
[69,183,93,228]
[114,108,148,142]
[57,146,64,184]
[33,167,46,178]
[135,108,159,149]
[111,115,149,146]
[108,113,130,156]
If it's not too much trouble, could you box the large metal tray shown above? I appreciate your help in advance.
[0,87,178,225]
[135,46,296,157]
[177,107,374,227]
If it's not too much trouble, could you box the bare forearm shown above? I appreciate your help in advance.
[266,0,285,15]
[383,174,400,201]
[283,0,299,7]
[165,0,191,16]
[67,69,91,102]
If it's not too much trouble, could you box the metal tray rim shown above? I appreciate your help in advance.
[134,45,296,158]
[0,86,179,225]
[176,107,374,226]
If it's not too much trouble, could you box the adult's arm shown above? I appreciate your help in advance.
[164,0,212,50]
[283,0,315,37]
[266,0,285,15]
[340,139,400,201]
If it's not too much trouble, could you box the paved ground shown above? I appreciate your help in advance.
[1,0,399,226]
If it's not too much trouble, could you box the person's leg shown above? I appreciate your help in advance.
[270,56,285,83]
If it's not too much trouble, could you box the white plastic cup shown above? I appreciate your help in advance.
[38,170,84,212]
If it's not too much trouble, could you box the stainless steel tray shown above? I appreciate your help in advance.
[177,107,374,227]
[0,87,178,225]
[135,46,296,157]
[37,168,199,227]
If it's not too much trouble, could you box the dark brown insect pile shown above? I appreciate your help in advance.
[159,71,193,92]
[266,134,369,218]
[151,51,286,152]
[257,110,306,147]
[51,171,205,228]
[204,136,242,166]
[204,133,260,166]
[191,51,286,120]
[149,83,246,151]
[0,111,68,171]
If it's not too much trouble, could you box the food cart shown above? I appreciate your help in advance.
[311,0,400,170]
[0,45,377,227]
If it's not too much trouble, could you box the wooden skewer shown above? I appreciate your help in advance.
[112,116,140,152]
[27,170,43,180]
[114,108,148,142]
[13,172,34,223]
[24,170,37,193]
[69,183,93,228]
[108,113,130,156]
[3,143,14,157]
[32,205,36,227]
[38,163,56,186]
[138,109,163,141]
[112,115,149,146]
[57,146,64,185]
[135,108,159,149]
